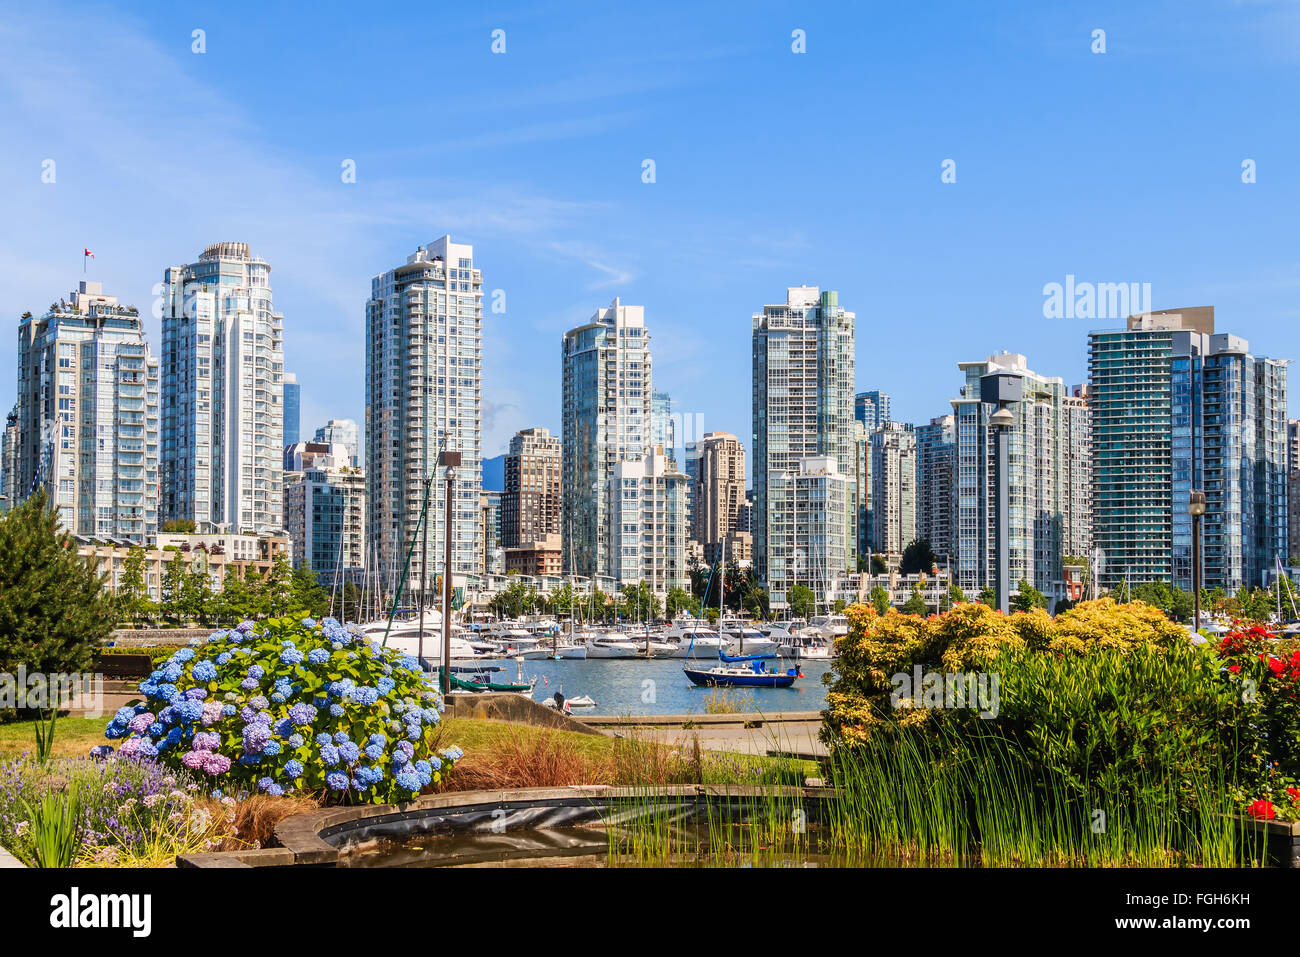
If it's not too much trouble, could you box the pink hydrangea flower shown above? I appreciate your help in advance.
[202,752,232,776]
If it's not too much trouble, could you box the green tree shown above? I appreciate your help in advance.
[901,587,928,615]
[160,551,187,625]
[787,584,816,620]
[258,555,295,618]
[0,490,116,718]
[1236,586,1275,623]
[1131,581,1173,612]
[869,585,891,616]
[831,598,847,613]
[115,546,151,626]
[741,583,769,620]
[665,585,698,619]
[291,564,331,618]
[1168,586,1193,623]
[182,563,215,626]
[942,584,966,612]
[977,585,996,607]
[1011,578,1048,613]
[549,582,575,618]
[899,539,938,575]
[214,572,253,625]
[161,519,196,533]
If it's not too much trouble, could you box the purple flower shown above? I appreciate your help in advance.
[242,723,271,754]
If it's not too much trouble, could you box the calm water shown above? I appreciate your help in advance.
[462,656,833,715]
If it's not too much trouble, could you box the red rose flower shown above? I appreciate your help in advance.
[1247,799,1276,820]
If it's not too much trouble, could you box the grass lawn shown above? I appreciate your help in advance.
[0,716,107,759]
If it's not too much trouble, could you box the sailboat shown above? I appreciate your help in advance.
[682,543,802,689]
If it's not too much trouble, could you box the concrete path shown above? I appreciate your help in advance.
[577,712,827,759]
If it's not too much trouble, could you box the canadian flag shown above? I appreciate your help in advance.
[83,248,94,258]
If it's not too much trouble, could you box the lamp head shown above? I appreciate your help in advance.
[989,406,1015,429]
[1189,490,1207,517]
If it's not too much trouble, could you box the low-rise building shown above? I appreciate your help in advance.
[504,534,564,577]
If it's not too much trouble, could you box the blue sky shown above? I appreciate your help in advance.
[1,0,1297,473]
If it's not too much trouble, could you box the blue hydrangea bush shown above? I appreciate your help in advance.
[102,615,463,803]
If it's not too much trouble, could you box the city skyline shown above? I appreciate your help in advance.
[3,1,1299,474]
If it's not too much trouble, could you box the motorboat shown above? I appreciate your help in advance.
[658,625,730,659]
[723,627,779,657]
[629,629,678,657]
[584,632,641,658]
[359,612,499,659]
[808,614,850,638]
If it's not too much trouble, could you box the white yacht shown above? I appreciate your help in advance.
[808,614,850,638]
[725,629,779,657]
[658,624,729,660]
[583,632,641,659]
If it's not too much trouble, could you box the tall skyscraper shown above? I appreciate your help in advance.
[16,281,159,540]
[608,448,689,594]
[869,422,917,558]
[651,389,676,463]
[1089,308,1211,588]
[503,426,561,549]
[1062,386,1092,561]
[313,419,360,468]
[365,236,483,592]
[854,391,891,432]
[283,372,300,446]
[1090,307,1287,591]
[951,352,1089,602]
[1,404,18,514]
[480,490,503,574]
[915,414,956,561]
[161,242,285,534]
[691,431,746,566]
[1169,330,1288,592]
[1288,421,1300,564]
[851,420,871,563]
[752,286,855,609]
[562,298,653,579]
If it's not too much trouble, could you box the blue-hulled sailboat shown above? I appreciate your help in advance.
[682,538,802,689]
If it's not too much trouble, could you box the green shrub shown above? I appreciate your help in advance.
[953,641,1259,804]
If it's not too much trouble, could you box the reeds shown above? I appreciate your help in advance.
[825,724,1256,867]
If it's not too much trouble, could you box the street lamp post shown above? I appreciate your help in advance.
[981,372,1023,615]
[1189,490,1206,633]
[439,450,462,695]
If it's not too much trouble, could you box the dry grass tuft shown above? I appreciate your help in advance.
[203,793,321,850]
[438,732,614,791]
